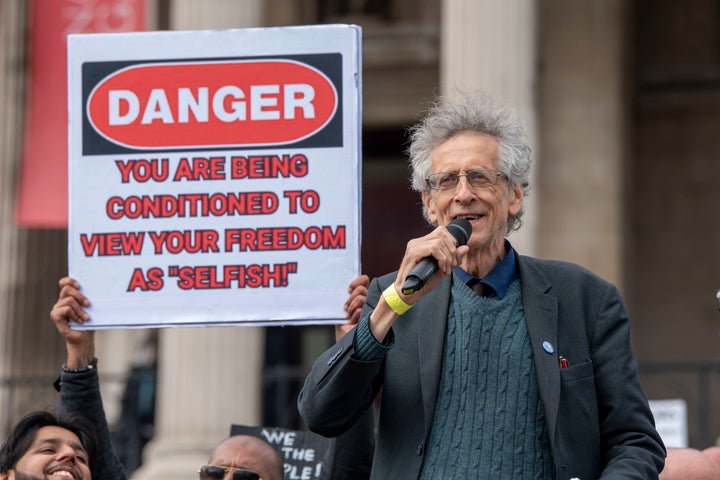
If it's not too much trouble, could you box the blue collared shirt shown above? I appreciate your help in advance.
[454,240,519,299]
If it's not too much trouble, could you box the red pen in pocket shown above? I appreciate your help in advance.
[558,356,569,369]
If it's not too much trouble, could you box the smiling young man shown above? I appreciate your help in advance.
[0,411,97,480]
[298,92,666,479]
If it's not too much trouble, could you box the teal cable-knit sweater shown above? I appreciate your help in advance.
[418,276,554,479]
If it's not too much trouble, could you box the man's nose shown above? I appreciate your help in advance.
[454,175,475,197]
[55,444,78,462]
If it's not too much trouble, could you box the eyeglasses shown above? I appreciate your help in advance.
[425,169,506,190]
[198,465,261,480]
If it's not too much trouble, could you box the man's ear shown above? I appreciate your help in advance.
[507,183,523,216]
[0,470,12,480]
[421,190,438,224]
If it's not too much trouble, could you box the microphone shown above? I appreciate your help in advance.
[401,218,473,295]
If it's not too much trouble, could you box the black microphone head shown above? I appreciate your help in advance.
[446,218,472,246]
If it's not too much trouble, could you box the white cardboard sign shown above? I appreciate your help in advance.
[67,25,362,328]
[648,398,688,448]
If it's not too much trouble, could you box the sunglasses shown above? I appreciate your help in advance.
[198,465,261,480]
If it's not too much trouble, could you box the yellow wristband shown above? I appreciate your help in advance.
[382,284,413,315]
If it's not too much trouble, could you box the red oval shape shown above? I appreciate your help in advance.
[87,60,338,149]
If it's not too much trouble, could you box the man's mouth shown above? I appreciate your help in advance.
[454,215,480,221]
[47,466,79,480]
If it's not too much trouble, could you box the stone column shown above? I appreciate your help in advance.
[168,0,263,28]
[440,0,539,255]
[0,0,69,431]
[536,0,626,286]
[131,328,264,480]
[131,2,266,479]
[0,3,25,425]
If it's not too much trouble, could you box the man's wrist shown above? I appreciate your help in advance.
[382,284,413,315]
[63,355,97,372]
[64,337,95,369]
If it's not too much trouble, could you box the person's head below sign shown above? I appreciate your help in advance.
[198,435,283,480]
[0,411,98,480]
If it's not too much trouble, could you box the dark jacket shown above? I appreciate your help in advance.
[298,255,666,479]
[57,365,128,480]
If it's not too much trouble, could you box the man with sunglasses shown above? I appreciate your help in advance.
[298,92,666,479]
[198,434,283,480]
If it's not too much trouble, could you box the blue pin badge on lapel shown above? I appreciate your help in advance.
[542,341,554,354]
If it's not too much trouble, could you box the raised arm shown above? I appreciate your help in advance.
[51,277,128,480]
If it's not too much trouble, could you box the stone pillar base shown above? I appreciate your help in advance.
[130,435,216,480]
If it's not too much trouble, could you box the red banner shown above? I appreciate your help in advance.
[15,0,146,228]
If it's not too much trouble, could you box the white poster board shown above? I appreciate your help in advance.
[67,25,362,328]
[648,398,688,448]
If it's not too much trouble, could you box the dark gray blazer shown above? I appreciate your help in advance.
[298,255,665,479]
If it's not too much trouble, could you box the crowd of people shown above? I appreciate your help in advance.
[4,92,720,479]
[1,276,285,480]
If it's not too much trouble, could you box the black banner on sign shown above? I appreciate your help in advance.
[230,424,335,480]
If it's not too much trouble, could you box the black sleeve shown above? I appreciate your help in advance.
[57,365,128,480]
[330,404,376,479]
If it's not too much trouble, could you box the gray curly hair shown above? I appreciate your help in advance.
[406,92,532,233]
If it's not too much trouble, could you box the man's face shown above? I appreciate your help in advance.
[206,436,280,480]
[2,426,91,480]
[422,131,523,254]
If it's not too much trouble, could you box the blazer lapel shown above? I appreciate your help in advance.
[518,256,561,444]
[416,276,452,436]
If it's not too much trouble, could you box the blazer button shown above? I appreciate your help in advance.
[416,444,423,456]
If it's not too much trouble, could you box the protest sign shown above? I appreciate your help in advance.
[231,424,334,480]
[67,25,362,328]
[648,398,688,448]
